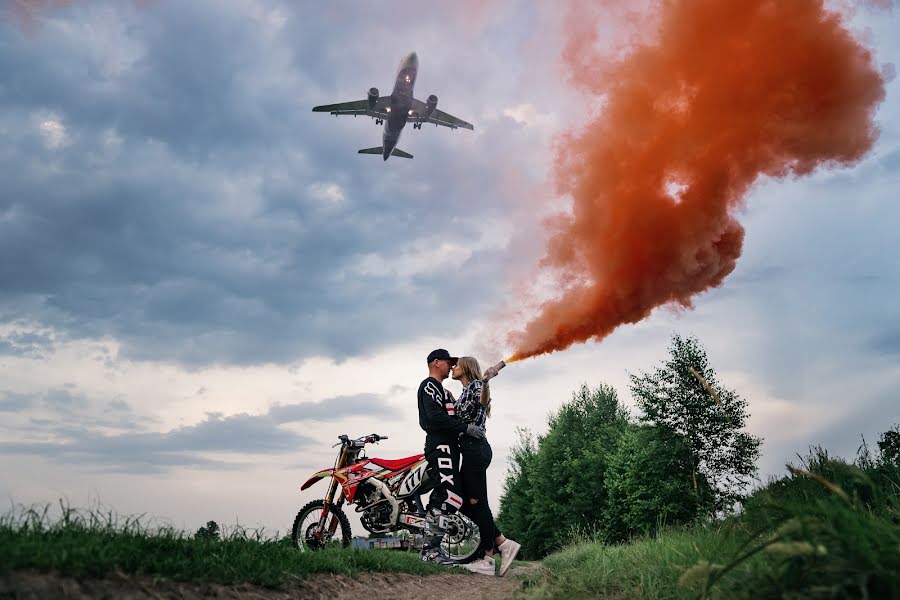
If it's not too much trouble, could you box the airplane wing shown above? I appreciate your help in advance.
[312,97,391,119]
[410,99,474,130]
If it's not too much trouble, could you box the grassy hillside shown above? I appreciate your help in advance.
[521,450,900,599]
[0,505,443,589]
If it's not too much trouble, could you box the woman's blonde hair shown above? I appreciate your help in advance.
[457,356,491,417]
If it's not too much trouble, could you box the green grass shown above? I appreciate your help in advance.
[0,504,445,589]
[519,526,755,599]
[521,456,900,599]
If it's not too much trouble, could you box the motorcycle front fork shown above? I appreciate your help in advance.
[316,487,345,539]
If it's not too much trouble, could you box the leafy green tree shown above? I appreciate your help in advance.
[877,425,900,466]
[629,334,761,513]
[195,520,220,540]
[602,424,714,542]
[498,384,629,556]
[496,428,537,556]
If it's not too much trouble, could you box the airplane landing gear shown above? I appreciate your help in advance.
[413,122,422,130]
[375,119,383,125]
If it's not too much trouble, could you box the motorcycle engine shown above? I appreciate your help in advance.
[356,481,393,533]
[360,503,393,534]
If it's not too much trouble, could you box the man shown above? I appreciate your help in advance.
[417,348,485,564]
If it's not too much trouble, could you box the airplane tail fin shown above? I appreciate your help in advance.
[390,147,413,159]
[358,147,414,159]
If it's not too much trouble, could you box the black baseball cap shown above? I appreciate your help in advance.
[427,348,458,365]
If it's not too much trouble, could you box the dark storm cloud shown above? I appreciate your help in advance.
[0,1,538,366]
[0,389,401,473]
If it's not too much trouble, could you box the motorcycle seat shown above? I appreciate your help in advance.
[370,454,425,470]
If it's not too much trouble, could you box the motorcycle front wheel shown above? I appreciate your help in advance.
[292,499,352,551]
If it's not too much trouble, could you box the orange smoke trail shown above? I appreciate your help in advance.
[509,0,886,361]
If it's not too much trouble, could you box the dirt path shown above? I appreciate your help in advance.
[1,565,537,600]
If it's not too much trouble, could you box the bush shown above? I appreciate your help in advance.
[195,520,220,540]
[688,433,900,599]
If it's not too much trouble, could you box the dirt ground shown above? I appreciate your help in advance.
[0,566,536,600]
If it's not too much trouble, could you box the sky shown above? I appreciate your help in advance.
[1,0,898,537]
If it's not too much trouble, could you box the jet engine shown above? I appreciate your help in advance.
[423,94,438,118]
[367,87,379,110]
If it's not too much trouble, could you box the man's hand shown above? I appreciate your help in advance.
[466,424,486,439]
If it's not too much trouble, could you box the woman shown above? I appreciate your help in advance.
[450,356,521,577]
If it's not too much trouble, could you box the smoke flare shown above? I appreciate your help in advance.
[509,0,885,361]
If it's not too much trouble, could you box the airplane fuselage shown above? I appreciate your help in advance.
[382,52,418,160]
[312,51,473,160]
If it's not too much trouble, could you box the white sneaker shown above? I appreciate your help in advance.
[462,556,495,576]
[497,538,521,577]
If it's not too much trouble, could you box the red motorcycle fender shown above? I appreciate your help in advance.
[300,468,334,491]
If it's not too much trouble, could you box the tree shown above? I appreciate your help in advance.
[498,384,629,556]
[603,424,714,542]
[195,520,220,540]
[496,428,537,557]
[629,334,761,513]
[877,425,900,466]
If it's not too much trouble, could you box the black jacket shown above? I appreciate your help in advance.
[417,377,467,439]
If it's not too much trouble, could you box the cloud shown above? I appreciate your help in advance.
[0,0,544,368]
[870,329,900,356]
[268,393,395,423]
[0,329,55,358]
[0,392,34,412]
[35,113,68,148]
[0,389,401,473]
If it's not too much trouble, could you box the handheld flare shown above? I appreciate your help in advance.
[483,360,507,381]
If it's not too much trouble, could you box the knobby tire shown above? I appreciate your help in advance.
[292,499,352,551]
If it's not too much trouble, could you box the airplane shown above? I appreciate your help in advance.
[312,52,474,161]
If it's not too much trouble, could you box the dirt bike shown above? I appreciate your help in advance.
[293,433,481,562]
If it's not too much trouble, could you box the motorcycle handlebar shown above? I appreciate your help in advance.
[335,433,388,446]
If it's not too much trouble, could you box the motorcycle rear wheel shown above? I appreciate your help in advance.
[292,500,352,551]
[441,511,481,564]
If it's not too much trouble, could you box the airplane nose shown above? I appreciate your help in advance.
[407,52,418,67]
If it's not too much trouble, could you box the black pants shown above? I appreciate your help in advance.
[460,436,501,554]
[424,436,463,514]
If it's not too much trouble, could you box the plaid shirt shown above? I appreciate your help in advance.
[455,379,488,431]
